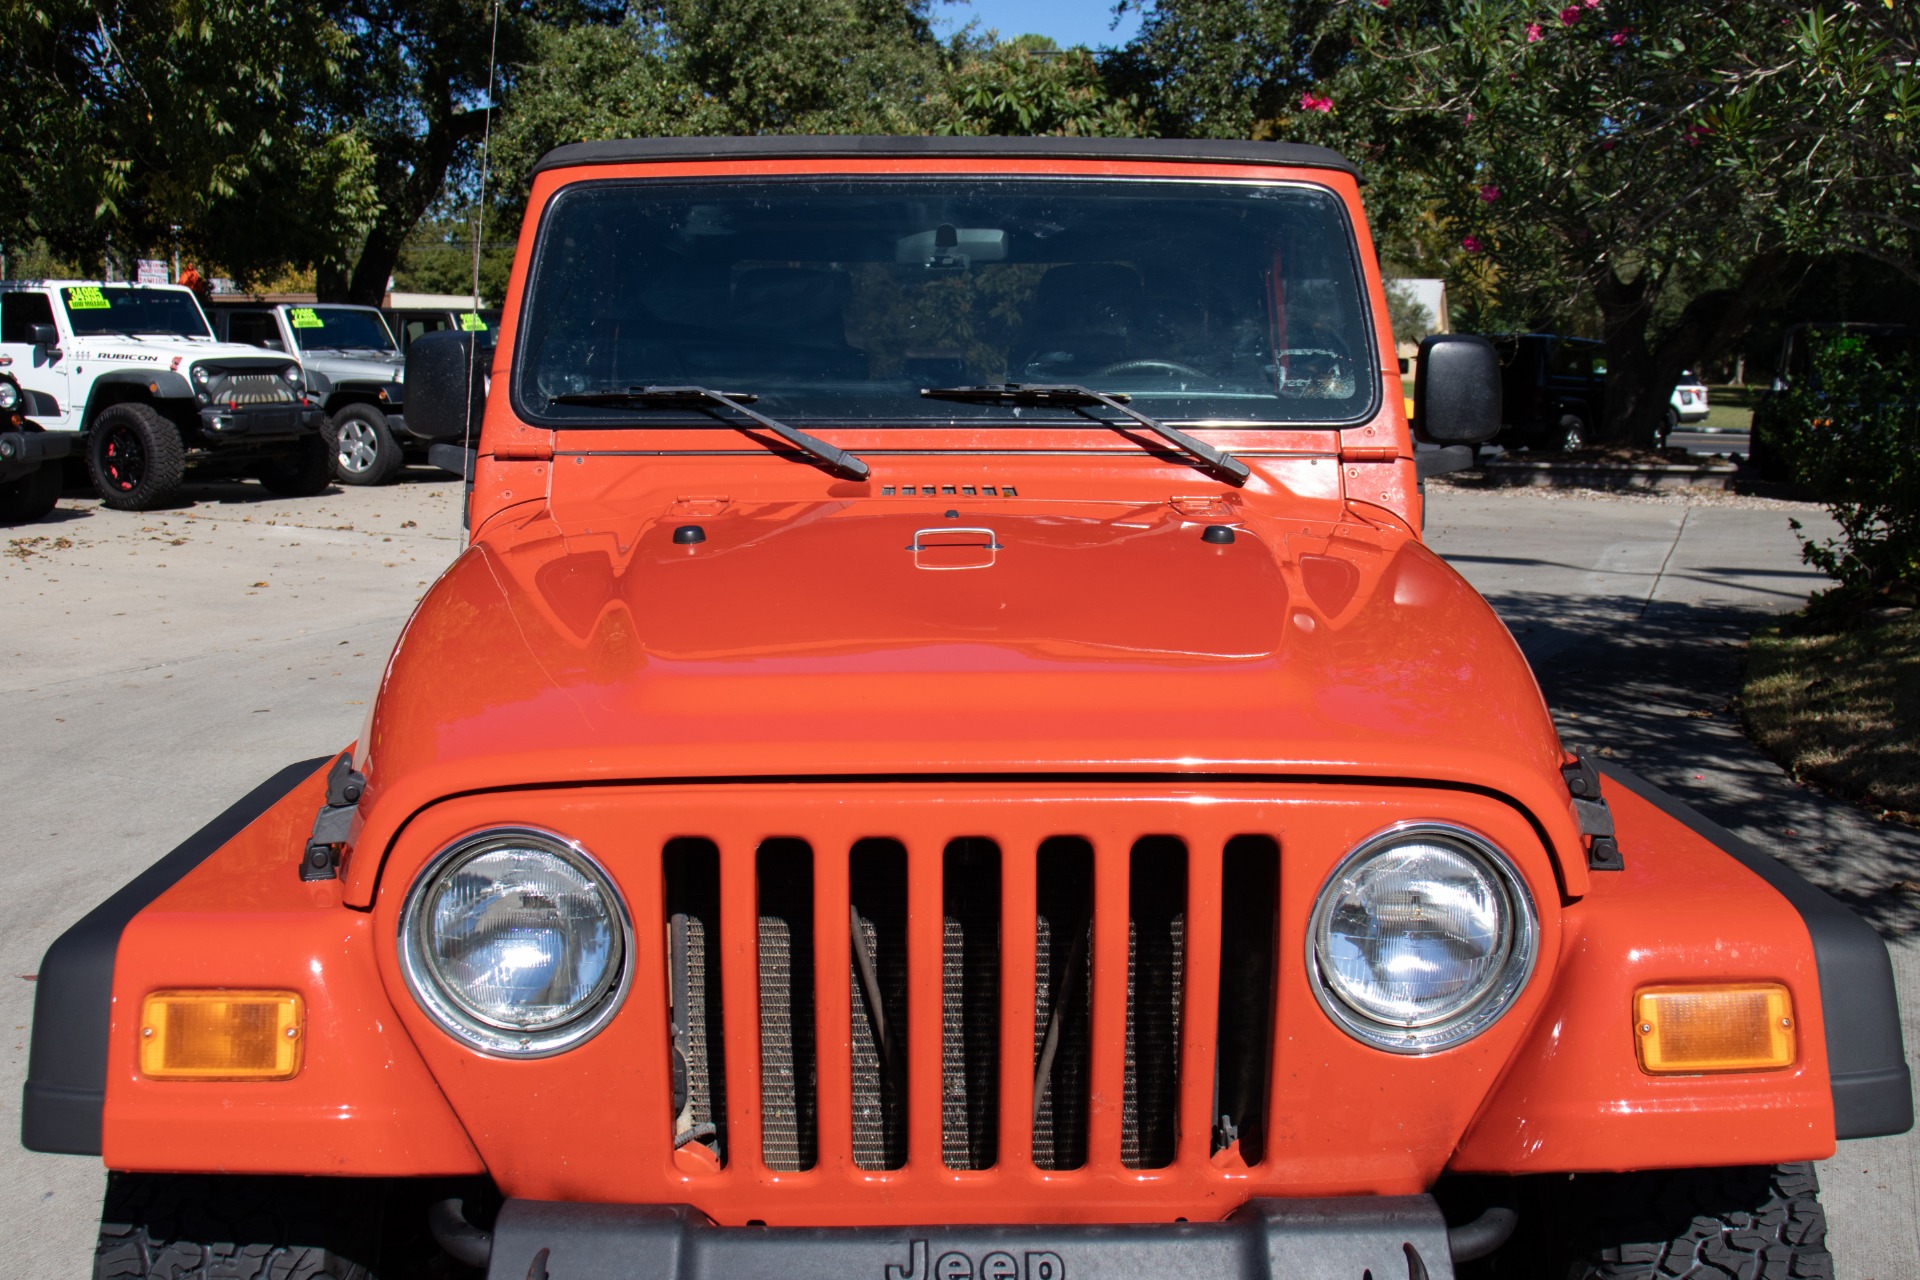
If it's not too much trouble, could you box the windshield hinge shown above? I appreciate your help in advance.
[493,437,553,462]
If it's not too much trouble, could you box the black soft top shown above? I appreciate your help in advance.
[531,134,1359,180]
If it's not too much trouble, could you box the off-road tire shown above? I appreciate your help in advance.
[1543,1163,1832,1279]
[87,402,186,510]
[0,454,63,524]
[328,403,405,486]
[93,1172,381,1279]
[258,434,335,497]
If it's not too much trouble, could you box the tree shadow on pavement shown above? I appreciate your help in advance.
[1481,585,1920,940]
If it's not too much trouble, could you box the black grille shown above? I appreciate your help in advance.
[664,830,1279,1175]
[207,370,296,405]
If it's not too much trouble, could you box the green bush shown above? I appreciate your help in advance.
[1784,334,1920,596]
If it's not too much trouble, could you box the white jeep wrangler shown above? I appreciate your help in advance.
[0,281,330,510]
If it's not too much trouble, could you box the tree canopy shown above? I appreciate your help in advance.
[4,0,1912,435]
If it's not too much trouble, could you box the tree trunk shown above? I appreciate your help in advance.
[315,107,489,306]
[1596,269,1657,445]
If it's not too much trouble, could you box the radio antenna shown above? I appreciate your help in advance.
[463,0,503,497]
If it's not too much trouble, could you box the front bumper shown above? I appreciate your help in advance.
[484,1198,1457,1280]
[196,402,325,442]
[0,428,71,485]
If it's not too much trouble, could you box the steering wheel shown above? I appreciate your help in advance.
[1090,358,1212,382]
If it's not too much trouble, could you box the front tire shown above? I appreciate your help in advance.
[258,434,335,497]
[0,458,62,524]
[328,404,405,486]
[87,402,186,511]
[1537,1163,1832,1280]
[95,1172,380,1279]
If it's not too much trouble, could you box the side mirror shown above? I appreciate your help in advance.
[28,323,58,348]
[1413,335,1502,444]
[405,330,488,441]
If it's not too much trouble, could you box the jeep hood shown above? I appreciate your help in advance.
[362,501,1565,809]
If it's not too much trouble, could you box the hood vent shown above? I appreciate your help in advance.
[879,484,1017,498]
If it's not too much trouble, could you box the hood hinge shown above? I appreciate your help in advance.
[301,752,366,881]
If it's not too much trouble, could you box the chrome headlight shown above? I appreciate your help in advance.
[282,364,301,384]
[399,828,631,1057]
[1307,823,1536,1054]
[191,363,210,385]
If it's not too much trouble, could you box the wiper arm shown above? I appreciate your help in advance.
[549,385,870,481]
[922,383,1250,486]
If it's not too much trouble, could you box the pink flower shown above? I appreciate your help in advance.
[1560,5,1582,24]
[1479,184,1501,203]
[1599,138,1617,151]
[1299,92,1334,113]
[1461,235,1484,253]
[1526,22,1543,40]
[1584,0,1601,7]
[1609,26,1632,45]
[1465,111,1475,123]
[1683,122,1713,147]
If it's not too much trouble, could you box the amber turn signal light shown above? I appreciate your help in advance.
[1634,984,1795,1074]
[139,990,303,1081]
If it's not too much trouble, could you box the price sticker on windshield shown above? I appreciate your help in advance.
[64,286,111,310]
[459,312,489,331]
[288,307,324,328]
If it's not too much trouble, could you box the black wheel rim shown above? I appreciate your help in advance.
[102,424,145,492]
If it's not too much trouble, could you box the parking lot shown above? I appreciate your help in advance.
[2,473,1913,1277]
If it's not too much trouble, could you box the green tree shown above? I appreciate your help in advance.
[0,0,373,285]
[934,36,1151,137]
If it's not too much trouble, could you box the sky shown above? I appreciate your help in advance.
[934,0,1144,49]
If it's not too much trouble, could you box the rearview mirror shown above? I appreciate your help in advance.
[405,330,487,442]
[28,323,58,348]
[1413,335,1502,445]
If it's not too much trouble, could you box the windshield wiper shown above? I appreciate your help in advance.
[921,383,1250,486]
[549,385,870,481]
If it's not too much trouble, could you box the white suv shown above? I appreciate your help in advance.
[0,281,330,509]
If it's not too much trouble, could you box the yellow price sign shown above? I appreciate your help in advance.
[458,312,489,331]
[288,307,324,329]
[64,286,111,310]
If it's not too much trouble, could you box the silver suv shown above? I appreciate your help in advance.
[211,301,422,485]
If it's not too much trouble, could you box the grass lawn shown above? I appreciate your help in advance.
[1703,384,1756,432]
[1744,608,1920,821]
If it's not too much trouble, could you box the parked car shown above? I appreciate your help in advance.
[1488,332,1607,452]
[1669,370,1709,431]
[385,303,500,358]
[0,374,72,523]
[0,282,329,509]
[1749,322,1920,481]
[209,301,426,486]
[24,137,1909,1280]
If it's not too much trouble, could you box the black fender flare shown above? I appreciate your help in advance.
[20,758,329,1155]
[81,370,194,426]
[1601,763,1913,1139]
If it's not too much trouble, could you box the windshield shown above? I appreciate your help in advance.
[289,306,397,354]
[515,178,1377,426]
[61,286,211,339]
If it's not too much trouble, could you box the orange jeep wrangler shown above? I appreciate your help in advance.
[23,137,1912,1280]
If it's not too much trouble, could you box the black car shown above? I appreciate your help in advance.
[1488,332,1609,452]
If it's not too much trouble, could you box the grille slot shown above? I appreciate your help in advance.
[1122,838,1186,1169]
[1215,836,1280,1164]
[849,839,909,1170]
[1031,838,1093,1171]
[757,840,817,1172]
[665,838,727,1163]
[941,838,1001,1169]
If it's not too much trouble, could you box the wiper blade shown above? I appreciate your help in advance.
[922,383,1250,486]
[549,385,870,481]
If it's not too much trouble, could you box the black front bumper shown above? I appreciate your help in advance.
[485,1199,1456,1280]
[195,403,326,443]
[0,428,72,485]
